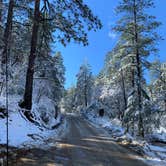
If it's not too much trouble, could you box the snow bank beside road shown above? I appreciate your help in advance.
[0,95,65,148]
[0,111,64,147]
[84,112,166,166]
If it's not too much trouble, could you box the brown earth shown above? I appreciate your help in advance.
[10,115,148,166]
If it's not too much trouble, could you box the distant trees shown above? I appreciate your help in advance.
[63,61,94,112]
[62,86,76,113]
[63,61,93,113]
[75,62,93,108]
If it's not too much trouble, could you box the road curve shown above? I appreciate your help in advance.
[15,115,148,166]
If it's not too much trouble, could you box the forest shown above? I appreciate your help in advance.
[0,0,165,166]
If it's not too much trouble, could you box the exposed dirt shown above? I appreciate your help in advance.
[7,115,148,166]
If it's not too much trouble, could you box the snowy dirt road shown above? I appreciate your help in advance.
[14,115,148,166]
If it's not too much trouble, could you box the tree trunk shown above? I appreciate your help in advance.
[133,0,144,137]
[0,0,2,23]
[164,98,166,112]
[84,81,87,107]
[20,0,40,110]
[1,0,14,64]
[120,69,127,124]
[131,57,135,88]
[120,70,127,111]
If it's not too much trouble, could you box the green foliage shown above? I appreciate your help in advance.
[39,0,102,46]
[75,61,94,108]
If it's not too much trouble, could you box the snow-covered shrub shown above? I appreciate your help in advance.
[83,101,114,119]
[31,96,60,129]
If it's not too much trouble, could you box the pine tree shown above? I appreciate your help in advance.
[32,51,65,124]
[0,0,2,23]
[52,52,66,101]
[34,51,65,102]
[102,46,128,120]
[114,0,161,137]
[75,62,93,108]
[0,0,3,35]
[62,86,76,113]
[149,60,166,111]
[19,0,40,111]
[20,0,102,111]
[0,0,34,96]
[1,0,14,65]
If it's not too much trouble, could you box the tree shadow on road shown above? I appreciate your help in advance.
[11,136,149,166]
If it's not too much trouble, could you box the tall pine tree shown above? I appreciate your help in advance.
[75,62,93,108]
[113,0,161,137]
[20,0,102,111]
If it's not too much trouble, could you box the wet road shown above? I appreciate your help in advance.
[15,115,148,166]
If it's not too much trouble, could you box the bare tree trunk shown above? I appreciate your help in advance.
[2,0,14,64]
[164,98,166,112]
[0,0,2,23]
[20,0,40,110]
[120,69,127,125]
[84,72,88,107]
[133,0,144,137]
[120,70,127,111]
[84,85,88,107]
[131,57,135,88]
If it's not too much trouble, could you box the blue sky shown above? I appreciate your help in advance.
[56,0,166,88]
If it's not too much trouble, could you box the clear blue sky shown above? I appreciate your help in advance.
[55,0,166,88]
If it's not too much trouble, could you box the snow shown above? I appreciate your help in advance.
[0,95,66,148]
[85,110,125,137]
[31,96,61,129]
[84,110,166,166]
[141,158,166,166]
[146,133,166,143]
[149,145,166,153]
[0,112,62,147]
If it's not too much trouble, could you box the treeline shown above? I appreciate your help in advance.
[0,0,101,124]
[64,0,166,137]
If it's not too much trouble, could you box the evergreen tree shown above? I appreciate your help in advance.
[20,0,102,111]
[75,62,93,108]
[101,46,128,120]
[62,86,76,113]
[149,60,166,111]
[0,0,3,46]
[0,0,2,23]
[20,0,40,111]
[52,52,66,101]
[1,0,14,65]
[0,0,32,95]
[34,51,65,103]
[113,0,161,137]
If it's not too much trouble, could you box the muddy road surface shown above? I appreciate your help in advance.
[14,115,147,166]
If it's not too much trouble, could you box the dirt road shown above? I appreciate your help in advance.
[15,115,148,166]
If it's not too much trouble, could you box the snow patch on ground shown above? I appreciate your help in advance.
[0,112,64,147]
[0,95,66,148]
[146,133,166,143]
